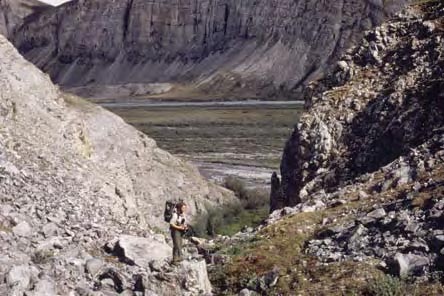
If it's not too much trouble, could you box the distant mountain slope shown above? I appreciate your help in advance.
[13,0,407,99]
[0,0,50,38]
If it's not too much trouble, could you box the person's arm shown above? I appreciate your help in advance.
[170,213,186,231]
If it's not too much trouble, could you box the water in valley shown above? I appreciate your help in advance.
[103,100,303,189]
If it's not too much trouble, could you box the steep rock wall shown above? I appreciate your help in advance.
[0,0,50,38]
[280,2,444,205]
[13,0,406,97]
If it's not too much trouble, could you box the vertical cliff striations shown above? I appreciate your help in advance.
[0,0,50,38]
[13,0,407,98]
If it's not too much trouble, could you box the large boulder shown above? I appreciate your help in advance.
[114,235,171,267]
[391,253,429,278]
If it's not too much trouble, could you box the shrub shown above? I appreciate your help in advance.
[224,176,269,210]
[192,176,270,237]
[365,274,407,296]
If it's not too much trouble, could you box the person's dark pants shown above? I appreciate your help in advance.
[171,228,183,263]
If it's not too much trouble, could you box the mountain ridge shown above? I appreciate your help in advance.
[13,0,407,99]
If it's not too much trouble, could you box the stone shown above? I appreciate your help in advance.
[30,279,56,296]
[239,288,259,296]
[149,260,163,272]
[6,265,32,290]
[42,222,60,238]
[12,221,32,237]
[180,260,212,294]
[114,235,171,267]
[391,253,429,278]
[85,258,104,277]
[358,190,369,200]
[367,208,386,220]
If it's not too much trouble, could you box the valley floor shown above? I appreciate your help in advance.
[103,100,303,189]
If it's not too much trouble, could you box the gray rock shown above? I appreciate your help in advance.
[6,265,32,290]
[149,260,163,273]
[391,253,429,278]
[367,208,386,220]
[12,221,32,237]
[85,258,104,277]
[42,222,59,238]
[114,235,171,267]
[337,61,349,71]
[29,279,56,296]
[358,190,369,200]
[239,288,259,296]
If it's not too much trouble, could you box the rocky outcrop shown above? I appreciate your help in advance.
[0,32,232,294]
[275,1,444,281]
[281,2,444,205]
[13,0,406,98]
[0,0,50,38]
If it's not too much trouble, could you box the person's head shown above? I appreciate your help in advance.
[176,202,187,214]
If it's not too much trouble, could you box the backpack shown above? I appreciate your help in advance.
[164,200,176,223]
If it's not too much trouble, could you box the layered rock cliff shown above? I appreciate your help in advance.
[13,0,406,98]
[0,33,232,294]
[0,0,49,38]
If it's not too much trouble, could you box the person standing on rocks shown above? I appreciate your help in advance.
[170,202,188,265]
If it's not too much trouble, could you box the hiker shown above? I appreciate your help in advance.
[170,201,188,265]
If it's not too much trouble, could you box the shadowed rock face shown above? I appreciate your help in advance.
[13,0,406,97]
[0,0,50,38]
[280,2,444,206]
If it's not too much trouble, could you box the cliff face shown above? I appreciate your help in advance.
[0,0,49,38]
[280,2,444,207]
[13,0,406,98]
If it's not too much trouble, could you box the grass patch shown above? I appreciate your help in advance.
[0,224,12,233]
[224,176,269,210]
[210,166,444,295]
[107,105,301,170]
[78,129,93,158]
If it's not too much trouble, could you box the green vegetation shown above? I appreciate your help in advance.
[365,274,408,296]
[0,223,11,233]
[107,105,301,169]
[223,176,269,210]
[192,176,269,237]
[208,167,444,295]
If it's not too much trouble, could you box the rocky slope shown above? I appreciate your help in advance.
[12,0,407,99]
[205,3,444,294]
[0,0,50,38]
[280,0,444,206]
[276,0,444,282]
[0,33,233,295]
